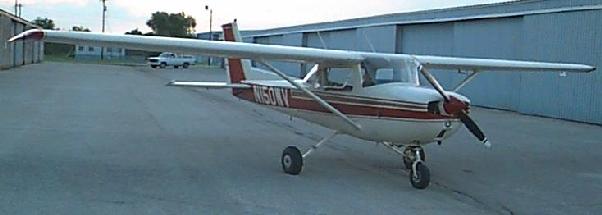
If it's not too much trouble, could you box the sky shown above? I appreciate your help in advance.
[0,0,511,33]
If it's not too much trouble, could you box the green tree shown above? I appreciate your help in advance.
[146,12,196,37]
[72,26,91,32]
[125,28,143,35]
[32,17,55,30]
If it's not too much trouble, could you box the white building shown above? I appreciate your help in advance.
[75,45,126,59]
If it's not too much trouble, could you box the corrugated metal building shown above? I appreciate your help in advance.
[238,0,602,124]
[0,9,44,70]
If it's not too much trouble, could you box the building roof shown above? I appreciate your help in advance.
[0,8,39,28]
[239,0,602,38]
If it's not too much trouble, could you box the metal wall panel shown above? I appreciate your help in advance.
[303,32,325,49]
[280,33,303,76]
[0,13,43,69]
[33,41,40,63]
[356,25,397,53]
[452,17,523,110]
[254,33,308,77]
[398,23,457,89]
[38,42,44,62]
[1,15,15,69]
[0,15,9,69]
[395,13,601,124]
[521,11,602,123]
[24,35,33,64]
[14,23,24,66]
[322,29,357,50]
[245,0,600,38]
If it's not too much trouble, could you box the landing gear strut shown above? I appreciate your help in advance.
[280,131,339,175]
[408,147,429,189]
[381,142,431,189]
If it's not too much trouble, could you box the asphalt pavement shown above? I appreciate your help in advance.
[0,63,600,214]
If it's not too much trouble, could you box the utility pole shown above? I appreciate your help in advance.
[17,3,22,17]
[14,0,21,17]
[205,5,213,65]
[100,0,107,60]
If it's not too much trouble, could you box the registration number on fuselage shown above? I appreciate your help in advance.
[252,85,290,107]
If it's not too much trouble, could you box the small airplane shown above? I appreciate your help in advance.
[10,22,595,189]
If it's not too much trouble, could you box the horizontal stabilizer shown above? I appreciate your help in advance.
[166,81,251,89]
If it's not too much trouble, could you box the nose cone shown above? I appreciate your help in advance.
[444,91,471,105]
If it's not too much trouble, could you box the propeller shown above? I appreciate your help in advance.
[418,66,491,148]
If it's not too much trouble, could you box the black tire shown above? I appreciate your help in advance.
[281,146,303,175]
[409,162,430,189]
[183,63,190,69]
[150,65,157,68]
[160,63,167,69]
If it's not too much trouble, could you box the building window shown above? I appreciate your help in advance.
[88,47,94,52]
[116,48,122,53]
[78,46,84,51]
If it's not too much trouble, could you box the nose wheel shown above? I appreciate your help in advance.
[406,147,430,189]
[409,160,430,189]
[381,142,431,189]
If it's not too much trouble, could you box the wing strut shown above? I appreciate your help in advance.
[452,71,480,92]
[257,60,362,131]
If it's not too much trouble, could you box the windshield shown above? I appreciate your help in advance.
[362,59,419,87]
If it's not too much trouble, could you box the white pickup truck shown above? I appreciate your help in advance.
[148,52,196,69]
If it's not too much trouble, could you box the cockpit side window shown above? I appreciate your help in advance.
[375,68,395,84]
[361,60,420,87]
[306,67,353,91]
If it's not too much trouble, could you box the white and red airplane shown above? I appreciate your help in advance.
[10,22,595,189]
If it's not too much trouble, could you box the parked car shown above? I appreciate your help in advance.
[148,52,196,69]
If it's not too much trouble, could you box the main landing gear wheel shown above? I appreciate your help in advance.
[410,162,430,189]
[281,146,303,175]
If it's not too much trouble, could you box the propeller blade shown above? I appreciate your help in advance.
[418,66,449,102]
[458,112,491,148]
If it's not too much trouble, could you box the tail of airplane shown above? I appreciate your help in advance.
[221,22,250,84]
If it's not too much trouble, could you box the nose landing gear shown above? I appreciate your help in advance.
[408,148,430,189]
[381,142,431,189]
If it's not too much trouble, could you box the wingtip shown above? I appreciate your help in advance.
[8,29,45,43]
[589,67,596,73]
[165,80,178,86]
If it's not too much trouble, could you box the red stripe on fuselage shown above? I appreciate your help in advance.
[235,85,452,120]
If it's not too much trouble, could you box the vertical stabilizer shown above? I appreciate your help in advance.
[221,22,250,84]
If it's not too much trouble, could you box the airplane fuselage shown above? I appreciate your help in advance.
[234,80,463,145]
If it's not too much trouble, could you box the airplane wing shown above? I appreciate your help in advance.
[9,29,364,65]
[166,81,251,89]
[9,29,594,73]
[410,55,595,73]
